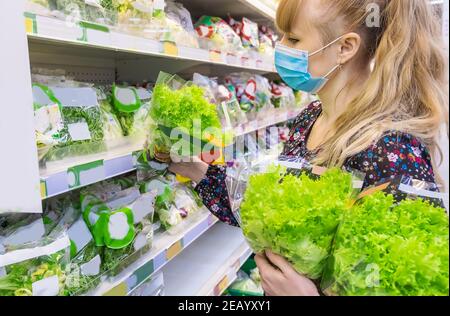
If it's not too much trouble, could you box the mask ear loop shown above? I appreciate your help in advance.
[309,35,345,57]
[323,63,342,79]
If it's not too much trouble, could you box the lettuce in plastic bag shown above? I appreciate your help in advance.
[240,166,355,279]
[322,193,449,296]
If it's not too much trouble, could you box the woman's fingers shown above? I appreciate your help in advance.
[255,253,283,282]
[265,250,295,275]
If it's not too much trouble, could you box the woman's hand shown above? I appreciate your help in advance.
[255,251,320,296]
[168,156,209,183]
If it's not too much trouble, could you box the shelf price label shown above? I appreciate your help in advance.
[103,282,128,296]
[40,180,47,199]
[214,275,229,296]
[162,41,178,56]
[24,12,37,34]
[166,240,183,260]
[209,50,223,63]
[67,160,105,189]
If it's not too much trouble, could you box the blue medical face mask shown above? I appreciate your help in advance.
[275,36,343,94]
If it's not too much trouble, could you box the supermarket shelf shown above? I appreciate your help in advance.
[25,14,276,80]
[90,209,219,296]
[179,0,275,25]
[239,0,277,21]
[162,223,252,296]
[40,140,145,199]
[235,110,300,137]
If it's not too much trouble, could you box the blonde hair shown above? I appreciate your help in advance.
[277,0,449,171]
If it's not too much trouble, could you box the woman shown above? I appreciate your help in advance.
[170,0,448,296]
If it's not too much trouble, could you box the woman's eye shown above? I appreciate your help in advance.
[288,38,299,44]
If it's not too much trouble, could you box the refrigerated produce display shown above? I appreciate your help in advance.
[0,0,448,298]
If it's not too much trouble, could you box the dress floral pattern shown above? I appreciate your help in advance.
[195,101,437,226]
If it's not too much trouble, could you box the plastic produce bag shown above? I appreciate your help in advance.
[147,178,182,230]
[0,214,45,248]
[271,82,296,109]
[227,271,263,296]
[226,156,363,280]
[65,241,103,296]
[193,73,247,130]
[228,16,260,50]
[110,0,157,36]
[151,1,199,48]
[0,231,70,296]
[225,73,274,120]
[195,16,244,52]
[148,72,230,163]
[110,84,151,137]
[321,191,449,296]
[33,85,106,162]
[96,86,125,143]
[80,186,156,276]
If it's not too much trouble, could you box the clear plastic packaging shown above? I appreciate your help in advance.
[80,186,157,277]
[193,73,248,130]
[0,231,70,296]
[111,0,157,37]
[195,16,244,52]
[321,183,449,296]
[148,71,228,163]
[32,84,107,163]
[271,82,296,109]
[0,214,45,248]
[225,73,275,121]
[226,156,363,280]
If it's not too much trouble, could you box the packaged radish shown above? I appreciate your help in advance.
[195,16,244,52]
[228,16,260,49]
[271,82,296,109]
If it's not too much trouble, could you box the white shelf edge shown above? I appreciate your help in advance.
[204,244,253,296]
[25,14,276,74]
[239,0,276,21]
[90,209,218,296]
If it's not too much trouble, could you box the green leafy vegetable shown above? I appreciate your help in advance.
[64,242,102,296]
[0,252,67,297]
[45,105,105,161]
[322,193,449,296]
[240,166,354,280]
[150,83,231,158]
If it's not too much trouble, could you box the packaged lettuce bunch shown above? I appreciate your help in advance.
[321,192,449,296]
[195,16,244,52]
[110,84,152,137]
[149,0,199,48]
[33,84,106,162]
[148,72,232,163]
[141,177,182,230]
[65,241,103,296]
[0,231,70,296]
[96,86,125,144]
[110,0,157,36]
[25,0,56,17]
[229,161,358,280]
[80,186,156,276]
[32,84,65,161]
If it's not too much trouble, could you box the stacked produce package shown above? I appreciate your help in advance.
[226,157,449,296]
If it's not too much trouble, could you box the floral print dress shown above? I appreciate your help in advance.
[195,101,437,226]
